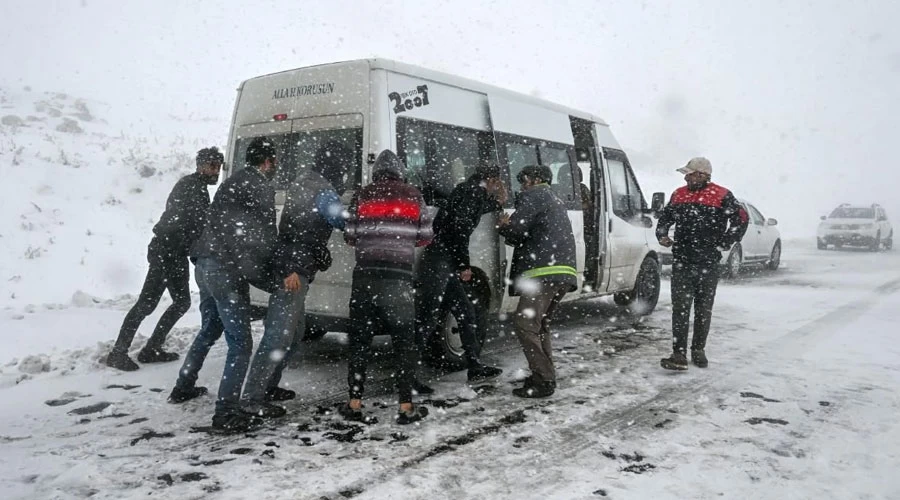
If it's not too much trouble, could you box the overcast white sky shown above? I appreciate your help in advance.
[3,0,899,236]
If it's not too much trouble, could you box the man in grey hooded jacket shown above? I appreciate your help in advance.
[242,141,351,414]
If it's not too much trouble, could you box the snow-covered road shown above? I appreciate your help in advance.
[1,241,899,499]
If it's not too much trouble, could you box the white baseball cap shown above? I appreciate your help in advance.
[677,157,712,175]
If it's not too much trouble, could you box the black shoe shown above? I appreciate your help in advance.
[105,349,139,371]
[512,381,555,398]
[396,405,428,425]
[660,352,689,371]
[412,379,434,395]
[137,348,179,364]
[265,387,296,402]
[468,364,503,383]
[168,385,208,404]
[691,349,708,368]
[244,402,287,419]
[338,404,378,425]
[210,412,263,432]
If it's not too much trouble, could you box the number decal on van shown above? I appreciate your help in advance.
[388,85,430,114]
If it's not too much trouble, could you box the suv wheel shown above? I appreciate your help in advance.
[871,232,881,252]
[817,238,827,250]
[722,244,742,279]
[767,241,781,271]
[885,232,893,251]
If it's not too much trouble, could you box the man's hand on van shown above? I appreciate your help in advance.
[459,268,473,282]
[284,272,302,292]
[487,178,508,205]
[498,213,511,228]
[658,236,673,248]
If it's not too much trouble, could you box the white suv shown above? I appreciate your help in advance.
[817,204,893,251]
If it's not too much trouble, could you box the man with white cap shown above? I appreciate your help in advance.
[656,157,748,370]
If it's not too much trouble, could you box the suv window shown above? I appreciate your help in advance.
[747,204,765,225]
[829,207,875,219]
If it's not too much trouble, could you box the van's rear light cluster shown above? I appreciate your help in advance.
[273,113,288,121]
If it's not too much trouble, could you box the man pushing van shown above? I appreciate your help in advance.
[106,147,222,371]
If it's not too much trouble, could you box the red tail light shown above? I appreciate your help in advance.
[273,113,288,121]
[358,200,420,220]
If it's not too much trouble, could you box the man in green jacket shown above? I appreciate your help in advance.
[499,165,577,398]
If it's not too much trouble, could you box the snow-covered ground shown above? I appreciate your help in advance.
[1,240,898,500]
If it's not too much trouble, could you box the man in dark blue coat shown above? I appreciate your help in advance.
[168,137,279,431]
[106,147,221,371]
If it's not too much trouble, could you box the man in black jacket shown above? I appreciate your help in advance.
[105,147,222,372]
[656,157,749,370]
[416,164,506,382]
[499,165,577,398]
[242,141,350,413]
[169,137,279,431]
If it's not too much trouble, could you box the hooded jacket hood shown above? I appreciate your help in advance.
[372,150,403,182]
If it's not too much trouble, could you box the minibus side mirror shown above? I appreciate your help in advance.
[766,218,778,226]
[820,215,827,221]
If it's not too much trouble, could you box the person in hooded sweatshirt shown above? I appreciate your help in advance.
[241,141,351,415]
[168,137,279,432]
[105,147,222,372]
[341,150,432,425]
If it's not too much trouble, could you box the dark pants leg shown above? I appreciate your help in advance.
[670,262,719,354]
[348,275,417,404]
[115,244,168,351]
[174,262,224,390]
[415,249,481,366]
[690,266,719,351]
[512,283,568,384]
[146,256,191,351]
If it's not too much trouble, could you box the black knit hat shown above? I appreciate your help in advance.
[517,165,553,184]
[196,146,224,167]
[246,137,276,166]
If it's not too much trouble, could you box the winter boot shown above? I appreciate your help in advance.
[412,379,434,395]
[168,385,208,404]
[265,387,296,402]
[467,364,503,383]
[244,402,287,419]
[512,380,555,398]
[338,404,378,425]
[137,347,180,364]
[660,352,689,371]
[106,348,139,372]
[691,349,708,368]
[396,405,429,425]
[211,411,263,432]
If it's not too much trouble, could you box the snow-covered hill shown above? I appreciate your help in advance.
[0,86,224,310]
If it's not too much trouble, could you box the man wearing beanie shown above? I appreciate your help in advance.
[105,147,222,372]
[656,157,748,370]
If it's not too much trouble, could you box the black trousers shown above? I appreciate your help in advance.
[114,238,190,352]
[670,261,719,354]
[414,247,481,366]
[347,273,417,404]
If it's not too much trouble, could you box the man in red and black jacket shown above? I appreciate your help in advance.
[341,150,432,425]
[656,157,748,370]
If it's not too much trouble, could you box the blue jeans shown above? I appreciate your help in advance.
[243,277,309,404]
[174,257,252,416]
